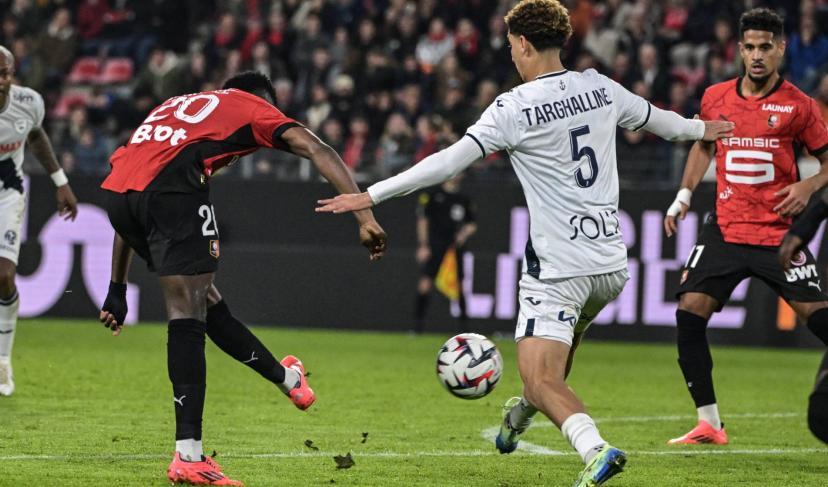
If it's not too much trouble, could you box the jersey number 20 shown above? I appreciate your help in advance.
[570,125,599,188]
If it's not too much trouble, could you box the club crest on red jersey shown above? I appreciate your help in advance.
[768,114,780,128]
[210,239,220,258]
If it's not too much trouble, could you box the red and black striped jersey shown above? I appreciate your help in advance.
[102,89,300,193]
[701,77,828,246]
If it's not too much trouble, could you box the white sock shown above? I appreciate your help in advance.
[561,413,606,464]
[175,439,203,462]
[507,397,538,432]
[277,366,300,395]
[697,404,722,430]
[0,291,19,358]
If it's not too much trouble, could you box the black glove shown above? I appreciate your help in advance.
[101,281,128,328]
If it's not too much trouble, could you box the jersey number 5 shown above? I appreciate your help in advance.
[570,125,599,188]
[725,150,774,185]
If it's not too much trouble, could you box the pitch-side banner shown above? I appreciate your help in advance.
[18,175,826,347]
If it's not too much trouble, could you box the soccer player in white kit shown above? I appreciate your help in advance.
[0,45,78,396]
[317,1,734,485]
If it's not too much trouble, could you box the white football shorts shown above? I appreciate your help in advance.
[515,268,629,346]
[0,189,25,264]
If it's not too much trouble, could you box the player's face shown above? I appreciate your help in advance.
[507,32,527,81]
[739,30,785,84]
[0,57,13,97]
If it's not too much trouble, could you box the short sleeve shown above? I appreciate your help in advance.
[465,95,521,157]
[250,102,302,150]
[31,89,45,128]
[797,97,828,156]
[606,77,651,131]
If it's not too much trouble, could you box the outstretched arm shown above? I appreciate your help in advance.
[664,140,716,237]
[316,136,481,213]
[642,106,734,142]
[100,233,132,335]
[27,126,78,220]
[281,126,386,260]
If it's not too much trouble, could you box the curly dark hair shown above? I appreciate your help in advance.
[222,71,277,105]
[739,8,784,39]
[504,0,572,51]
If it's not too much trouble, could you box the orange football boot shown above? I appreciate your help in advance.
[281,355,316,410]
[668,420,728,445]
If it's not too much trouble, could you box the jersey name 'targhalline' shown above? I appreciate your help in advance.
[701,78,828,246]
[102,89,300,193]
[465,69,651,279]
[0,85,45,193]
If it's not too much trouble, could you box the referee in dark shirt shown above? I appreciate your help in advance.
[415,175,477,333]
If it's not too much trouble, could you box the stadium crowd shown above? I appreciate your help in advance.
[3,0,827,186]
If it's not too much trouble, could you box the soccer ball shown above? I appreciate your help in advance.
[436,333,503,399]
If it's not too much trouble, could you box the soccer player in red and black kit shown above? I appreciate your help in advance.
[98,72,387,486]
[663,9,828,445]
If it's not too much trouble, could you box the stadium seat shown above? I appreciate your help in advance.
[51,90,91,118]
[96,58,134,85]
[67,57,102,84]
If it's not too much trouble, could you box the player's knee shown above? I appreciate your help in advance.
[0,261,16,297]
[806,308,828,346]
[808,391,828,444]
[677,293,716,320]
[523,373,566,406]
[675,309,708,345]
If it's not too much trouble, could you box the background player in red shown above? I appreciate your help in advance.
[663,9,828,446]
[98,71,387,486]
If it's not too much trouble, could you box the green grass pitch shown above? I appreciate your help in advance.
[1,319,826,486]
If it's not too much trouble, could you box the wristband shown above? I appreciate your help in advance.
[666,188,693,217]
[50,169,68,187]
[109,280,127,297]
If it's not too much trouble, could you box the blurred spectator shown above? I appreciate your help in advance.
[292,13,327,72]
[434,53,470,102]
[263,10,293,66]
[10,38,43,91]
[357,48,396,96]
[635,43,671,105]
[72,127,110,176]
[414,115,439,163]
[816,73,828,123]
[454,18,479,71]
[787,13,828,91]
[134,48,183,103]
[206,13,244,68]
[342,115,374,176]
[320,118,345,154]
[295,47,336,105]
[396,83,423,125]
[416,18,454,74]
[375,112,416,178]
[304,84,331,132]
[388,11,419,60]
[329,74,356,123]
[35,8,77,83]
[435,87,472,135]
[274,77,300,117]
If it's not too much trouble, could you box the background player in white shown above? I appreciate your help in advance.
[0,45,77,396]
[317,1,734,485]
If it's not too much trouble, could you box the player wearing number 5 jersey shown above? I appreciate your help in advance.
[316,1,733,485]
[664,9,828,447]
[98,72,387,486]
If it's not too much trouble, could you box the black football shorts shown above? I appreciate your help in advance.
[677,217,826,310]
[106,190,220,276]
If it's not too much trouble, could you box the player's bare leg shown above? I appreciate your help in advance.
[518,337,625,485]
[0,257,18,396]
[670,292,728,444]
[204,285,313,410]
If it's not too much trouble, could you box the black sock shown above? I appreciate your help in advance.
[168,319,207,441]
[457,293,468,331]
[807,308,828,346]
[414,292,429,333]
[808,351,828,443]
[676,309,717,407]
[206,300,286,385]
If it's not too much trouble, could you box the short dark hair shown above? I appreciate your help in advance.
[222,71,277,104]
[739,8,784,40]
[504,0,572,51]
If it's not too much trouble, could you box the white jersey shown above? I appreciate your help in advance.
[0,85,45,192]
[465,69,651,279]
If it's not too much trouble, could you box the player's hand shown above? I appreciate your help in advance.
[359,220,387,261]
[664,202,689,237]
[316,192,374,214]
[774,181,814,218]
[416,244,430,264]
[56,184,78,221]
[778,233,804,271]
[700,119,735,141]
[100,281,127,336]
[664,188,692,237]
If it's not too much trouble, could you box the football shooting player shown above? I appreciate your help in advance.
[778,192,828,445]
[316,1,734,485]
[0,45,78,397]
[664,8,828,446]
[98,71,387,486]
